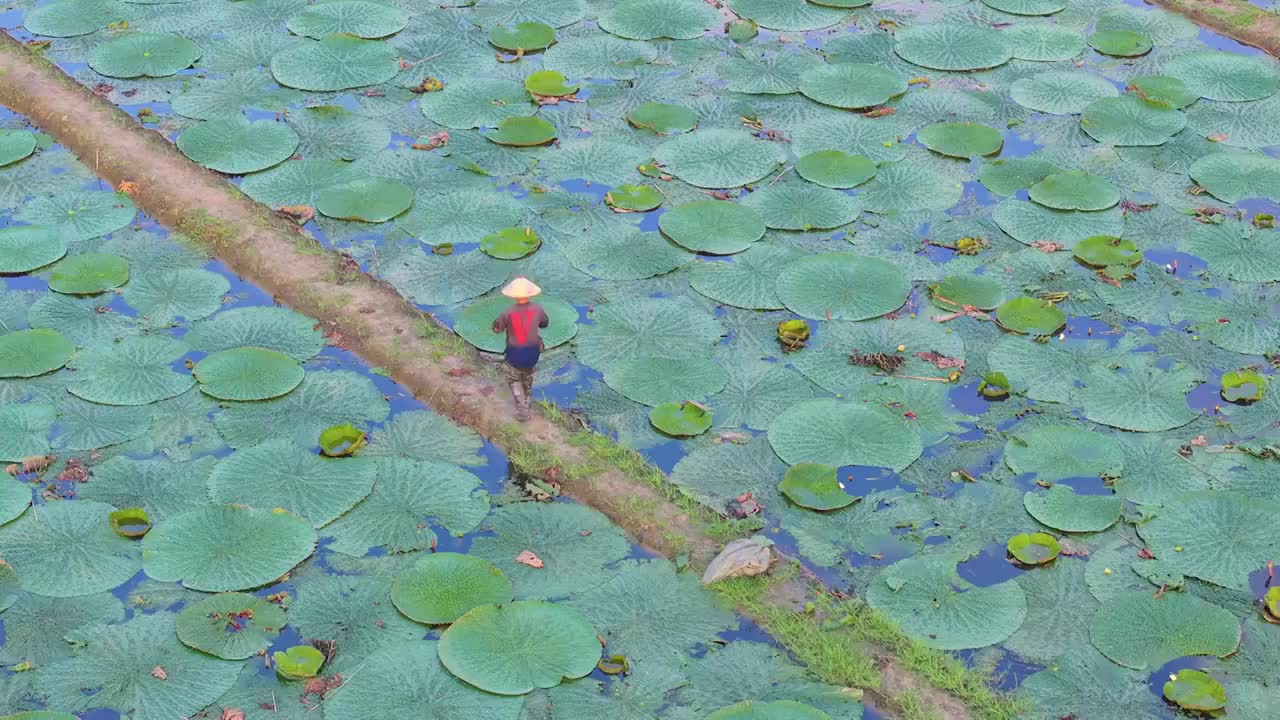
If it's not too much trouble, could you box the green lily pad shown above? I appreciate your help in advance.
[489,22,557,52]
[1004,425,1125,481]
[627,102,698,134]
[485,116,558,146]
[776,253,909,321]
[524,70,579,98]
[286,1,409,39]
[598,0,719,40]
[209,437,375,527]
[274,645,325,680]
[419,78,535,129]
[1030,171,1121,210]
[454,295,578,353]
[1136,491,1280,591]
[1089,591,1241,669]
[649,401,713,437]
[928,275,1003,311]
[794,151,876,189]
[0,499,140,597]
[799,63,906,109]
[689,243,804,309]
[176,592,286,660]
[437,600,601,694]
[0,473,31,524]
[603,356,726,407]
[658,200,765,255]
[1189,151,1280,204]
[1075,361,1201,432]
[653,129,783,188]
[706,701,833,720]
[1081,95,1187,146]
[316,177,414,221]
[108,507,150,538]
[980,0,1064,15]
[867,554,1027,649]
[1128,75,1198,109]
[1265,587,1280,618]
[480,226,542,259]
[727,18,759,41]
[992,199,1124,248]
[726,0,849,30]
[270,34,399,91]
[978,158,1060,196]
[391,552,513,624]
[1010,71,1119,115]
[1089,29,1152,57]
[1167,50,1279,101]
[605,184,662,212]
[1024,484,1123,533]
[89,32,202,78]
[0,329,74,378]
[918,122,1003,159]
[177,118,299,175]
[16,190,136,242]
[1004,24,1087,61]
[995,297,1066,335]
[740,182,859,231]
[141,504,317,592]
[67,335,193,406]
[979,372,1011,399]
[1221,368,1267,403]
[779,463,855,511]
[24,0,117,38]
[1008,532,1060,565]
[0,130,36,167]
[183,306,324,361]
[1074,235,1143,268]
[0,226,67,273]
[894,24,1013,71]
[319,423,367,456]
[194,347,304,401]
[1164,670,1227,712]
[47,253,129,295]
[768,397,922,471]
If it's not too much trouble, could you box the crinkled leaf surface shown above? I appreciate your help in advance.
[89,32,201,78]
[271,34,399,91]
[392,552,512,624]
[0,329,74,378]
[653,129,784,188]
[209,438,375,528]
[1004,425,1125,480]
[183,306,323,361]
[768,398,923,470]
[66,335,192,405]
[0,499,140,597]
[1136,491,1280,591]
[1089,591,1240,669]
[194,346,304,401]
[177,117,299,175]
[214,369,389,448]
[16,190,136,242]
[776,253,909,320]
[175,592,286,660]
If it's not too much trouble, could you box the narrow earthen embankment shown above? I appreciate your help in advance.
[0,33,1019,720]
[1148,0,1280,57]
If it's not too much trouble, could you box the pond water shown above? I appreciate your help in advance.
[2,0,1280,718]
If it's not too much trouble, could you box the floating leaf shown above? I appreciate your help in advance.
[768,398,922,471]
[995,297,1066,335]
[438,601,600,694]
[0,500,140,597]
[67,335,192,406]
[1004,425,1124,481]
[1167,50,1279,102]
[992,199,1123,248]
[89,32,201,78]
[121,268,231,323]
[794,151,876,189]
[1221,368,1267,403]
[1010,71,1119,115]
[48,253,129,295]
[1189,151,1280,204]
[1081,95,1187,147]
[1164,670,1227,712]
[0,329,74,378]
[739,182,860,230]
[658,200,765,255]
[183,306,324,361]
[653,129,783,188]
[779,463,855,511]
[1024,485,1123,533]
[1073,235,1142,269]
[286,1,408,39]
[918,122,1003,159]
[603,356,726,406]
[1008,532,1060,565]
[726,0,849,30]
[480,226,541,259]
[1074,361,1201,432]
[776,253,908,320]
[391,552,513,625]
[979,158,1060,196]
[489,22,557,52]
[605,184,662,212]
[1137,491,1280,591]
[24,0,116,38]
[1089,592,1240,669]
[141,505,317,592]
[194,347,304,401]
[689,244,803,309]
[175,592,285,660]
[524,70,578,98]
[176,118,299,175]
[0,130,36,167]
[485,116,558,146]
[626,102,698,134]
[318,423,367,457]
[1088,30,1151,57]
[649,401,713,437]
[928,275,1003,311]
[1004,24,1086,61]
[799,63,906,109]
[16,190,136,242]
[894,24,1012,71]
[208,438,375,528]
[270,34,398,91]
[1029,171,1121,211]
[0,226,65,274]
[598,0,719,40]
[979,0,1064,15]
[274,645,325,680]
[316,177,414,222]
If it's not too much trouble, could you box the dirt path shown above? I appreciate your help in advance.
[1149,0,1280,57]
[0,34,1017,720]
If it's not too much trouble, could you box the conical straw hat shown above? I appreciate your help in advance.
[501,276,541,299]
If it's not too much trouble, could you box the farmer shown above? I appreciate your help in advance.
[492,277,549,422]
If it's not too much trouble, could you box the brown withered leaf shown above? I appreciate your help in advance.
[515,550,544,569]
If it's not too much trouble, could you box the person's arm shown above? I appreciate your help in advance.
[538,307,549,329]
[492,309,508,335]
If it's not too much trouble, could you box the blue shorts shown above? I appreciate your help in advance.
[505,344,541,369]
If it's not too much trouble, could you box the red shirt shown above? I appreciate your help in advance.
[492,303,549,349]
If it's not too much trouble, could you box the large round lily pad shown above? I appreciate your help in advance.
[177,118,300,175]
[391,553,513,625]
[175,592,286,660]
[627,102,698,134]
[768,398,922,470]
[194,347,305,401]
[1081,95,1186,146]
[649,401,713,437]
[1088,29,1151,57]
[208,438,375,527]
[16,190,137,242]
[658,200,765,255]
[775,254,909,321]
[0,329,74,378]
[1136,491,1280,591]
[316,177,414,221]
[1029,171,1121,211]
[437,600,601,695]
[1024,485,1123,533]
[1189,151,1280,204]
[24,0,117,38]
[89,32,201,78]
[1089,592,1241,669]
[1167,50,1279,102]
[799,63,906,109]
[740,182,860,230]
[995,297,1066,335]
[603,356,727,406]
[1073,235,1142,269]
[794,151,876,189]
[485,116,558,147]
[419,78,535,129]
[1010,71,1119,115]
[598,0,719,40]
[489,22,557,52]
[1164,670,1227,712]
[0,226,67,273]
[286,0,409,39]
[67,335,193,406]
[688,243,803,310]
[141,504,318,592]
[653,129,784,188]
[183,306,324,361]
[48,253,129,295]
[1004,425,1124,481]
[779,463,854,511]
[894,24,1012,71]
[0,129,36,166]
[928,275,1003,311]
[706,701,833,720]
[270,34,399,91]
[0,499,140,597]
[455,295,577,353]
[918,122,1003,159]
